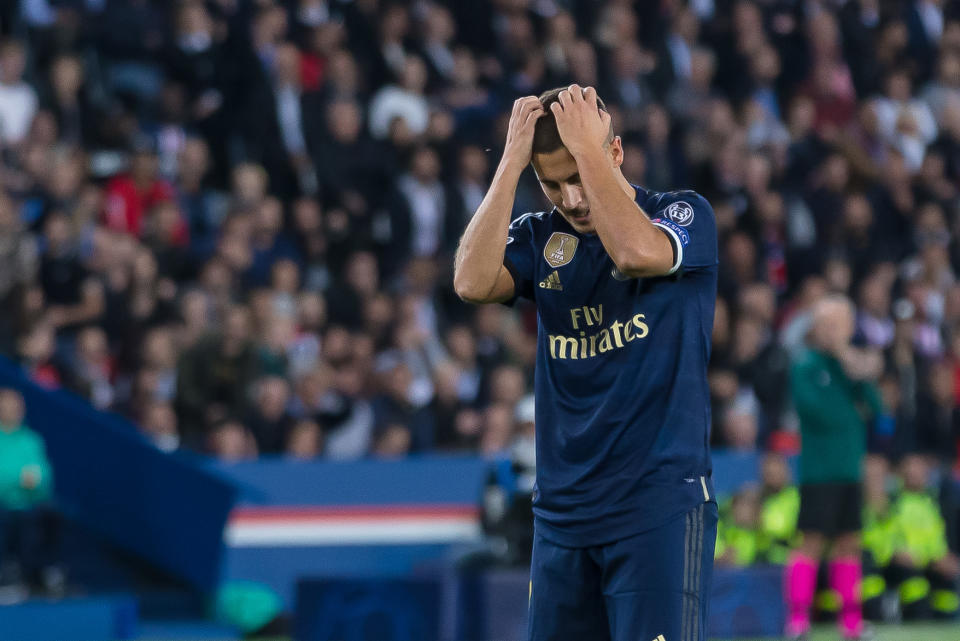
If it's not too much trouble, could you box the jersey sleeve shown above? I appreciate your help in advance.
[502,214,537,302]
[648,192,718,275]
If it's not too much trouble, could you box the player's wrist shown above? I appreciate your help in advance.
[498,151,529,178]
[568,144,606,163]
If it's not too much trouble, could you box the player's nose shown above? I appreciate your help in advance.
[561,184,583,210]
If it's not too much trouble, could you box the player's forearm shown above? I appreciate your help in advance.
[453,160,523,301]
[575,149,671,277]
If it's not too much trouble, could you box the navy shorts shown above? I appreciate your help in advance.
[528,501,718,641]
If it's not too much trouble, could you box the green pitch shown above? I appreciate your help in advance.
[725,622,960,641]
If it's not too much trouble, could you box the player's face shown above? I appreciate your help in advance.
[532,139,622,234]
[533,147,593,233]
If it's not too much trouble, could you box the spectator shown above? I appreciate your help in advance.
[285,418,322,459]
[0,40,38,146]
[139,401,180,453]
[246,376,292,455]
[0,388,56,598]
[371,356,433,453]
[208,419,257,461]
[889,454,960,619]
[176,306,258,447]
[368,56,430,140]
[758,454,800,565]
[715,485,762,567]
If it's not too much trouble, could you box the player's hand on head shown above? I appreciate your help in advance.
[549,84,611,159]
[503,96,546,170]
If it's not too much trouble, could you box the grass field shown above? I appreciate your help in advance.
[727,622,960,641]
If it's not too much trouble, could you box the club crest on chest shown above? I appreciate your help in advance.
[543,232,579,268]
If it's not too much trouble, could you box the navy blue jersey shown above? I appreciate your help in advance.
[503,186,718,547]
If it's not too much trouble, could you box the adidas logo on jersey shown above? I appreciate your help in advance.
[539,271,563,291]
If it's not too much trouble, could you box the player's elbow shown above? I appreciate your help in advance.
[453,273,491,304]
[611,250,663,279]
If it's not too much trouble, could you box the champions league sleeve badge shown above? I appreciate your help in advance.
[665,201,694,226]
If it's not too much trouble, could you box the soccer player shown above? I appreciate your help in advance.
[454,84,718,641]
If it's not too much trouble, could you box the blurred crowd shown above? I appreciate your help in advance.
[0,0,958,474]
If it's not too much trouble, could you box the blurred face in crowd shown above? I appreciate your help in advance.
[223,307,252,347]
[287,419,321,459]
[929,361,956,406]
[901,455,930,492]
[842,194,873,235]
[489,364,525,405]
[327,100,362,144]
[383,362,412,402]
[210,421,254,461]
[50,55,83,99]
[143,328,176,370]
[43,212,72,252]
[78,327,109,365]
[732,317,764,364]
[859,273,891,317]
[346,251,379,295]
[0,389,25,428]
[177,3,212,40]
[481,403,515,455]
[400,56,428,93]
[739,283,776,325]
[410,147,440,183]
[232,163,268,208]
[375,424,411,458]
[761,454,791,492]
[731,487,760,528]
[179,138,210,182]
[722,407,757,451]
[0,42,26,85]
[142,399,174,432]
[273,43,301,86]
[458,145,488,183]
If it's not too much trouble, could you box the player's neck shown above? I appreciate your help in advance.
[616,170,636,201]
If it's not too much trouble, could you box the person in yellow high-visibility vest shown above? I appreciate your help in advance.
[715,484,762,567]
[758,454,800,565]
[887,455,960,620]
[861,455,900,622]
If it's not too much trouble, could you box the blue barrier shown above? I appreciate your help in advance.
[0,594,139,641]
[294,566,787,641]
[709,566,786,638]
[205,455,490,505]
[0,358,237,590]
[711,451,798,498]
[295,578,444,641]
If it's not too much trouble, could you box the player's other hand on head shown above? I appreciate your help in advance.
[549,84,611,159]
[503,96,545,170]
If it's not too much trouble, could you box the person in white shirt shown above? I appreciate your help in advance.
[0,40,38,145]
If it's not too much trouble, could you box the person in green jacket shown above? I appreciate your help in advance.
[785,295,884,641]
[887,454,960,620]
[0,388,56,594]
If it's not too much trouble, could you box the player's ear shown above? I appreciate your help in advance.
[608,136,624,168]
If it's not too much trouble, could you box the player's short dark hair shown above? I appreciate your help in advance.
[532,87,614,155]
